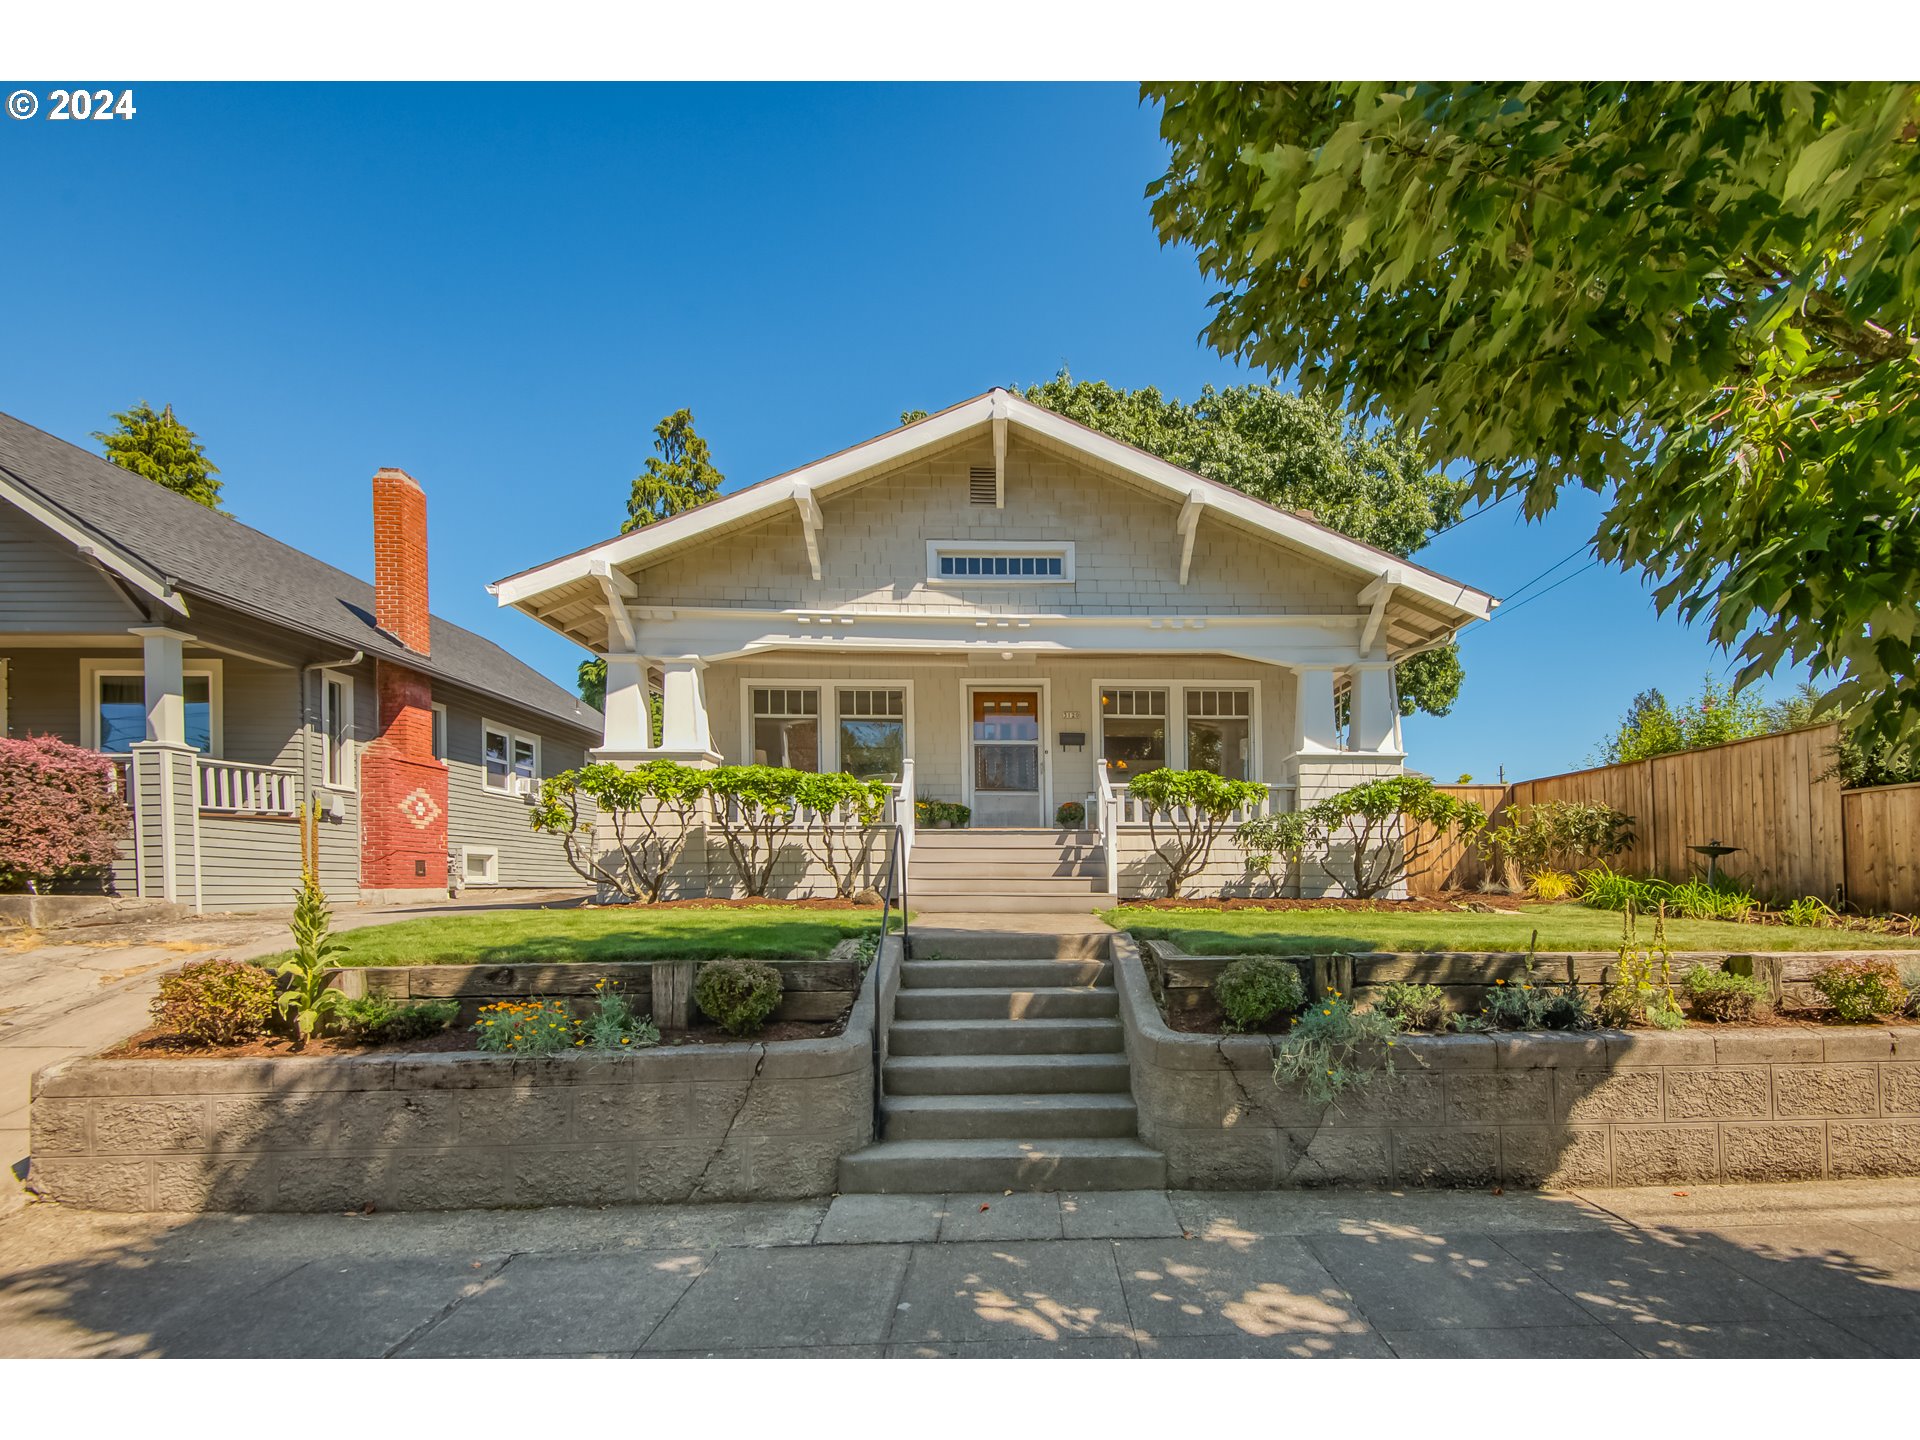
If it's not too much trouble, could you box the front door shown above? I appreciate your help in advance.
[969,688,1044,826]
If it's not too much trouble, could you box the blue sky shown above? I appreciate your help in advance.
[0,81,1809,780]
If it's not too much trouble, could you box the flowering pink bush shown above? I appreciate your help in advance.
[0,735,131,892]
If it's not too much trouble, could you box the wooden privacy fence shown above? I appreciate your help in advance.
[1408,724,1920,912]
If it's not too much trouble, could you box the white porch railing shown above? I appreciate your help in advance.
[196,758,300,816]
[1095,762,1296,827]
[107,755,134,806]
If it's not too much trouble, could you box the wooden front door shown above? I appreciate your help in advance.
[969,688,1044,826]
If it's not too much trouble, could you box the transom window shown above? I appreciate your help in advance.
[927,540,1074,584]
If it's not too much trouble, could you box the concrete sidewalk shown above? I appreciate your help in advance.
[3,1179,1917,1357]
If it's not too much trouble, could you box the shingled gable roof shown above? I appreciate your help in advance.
[0,409,599,738]
[492,388,1497,653]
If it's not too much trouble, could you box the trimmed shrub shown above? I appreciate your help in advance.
[1681,965,1770,1023]
[694,959,784,1035]
[0,735,131,892]
[1812,959,1910,1022]
[150,959,277,1045]
[338,995,460,1044]
[1213,957,1306,1032]
[1375,981,1449,1032]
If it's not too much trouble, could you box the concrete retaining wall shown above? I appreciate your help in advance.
[28,937,898,1213]
[1114,933,1920,1190]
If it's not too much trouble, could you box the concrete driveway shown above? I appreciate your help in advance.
[1,1179,1916,1357]
[0,892,590,1196]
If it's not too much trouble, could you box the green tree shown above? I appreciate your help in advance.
[94,401,223,510]
[578,408,729,707]
[625,407,724,534]
[1020,372,1469,715]
[1594,676,1772,765]
[1145,82,1920,742]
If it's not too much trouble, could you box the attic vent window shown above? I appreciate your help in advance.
[968,466,997,505]
[926,540,1075,585]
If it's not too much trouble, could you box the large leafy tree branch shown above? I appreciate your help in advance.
[1022,373,1471,715]
[1146,82,1920,740]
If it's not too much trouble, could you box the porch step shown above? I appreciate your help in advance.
[913,829,1101,847]
[912,875,1109,896]
[836,1138,1167,1194]
[894,986,1118,1021]
[908,856,1108,878]
[889,1017,1124,1056]
[901,958,1111,988]
[913,892,1118,914]
[910,931,1110,961]
[883,1053,1134,1095]
[880,1093,1140,1141]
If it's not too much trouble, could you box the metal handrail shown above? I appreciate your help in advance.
[871,821,909,1142]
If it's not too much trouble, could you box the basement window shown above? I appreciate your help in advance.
[462,846,499,886]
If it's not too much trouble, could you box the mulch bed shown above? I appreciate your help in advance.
[1124,895,1481,913]
[101,1014,847,1060]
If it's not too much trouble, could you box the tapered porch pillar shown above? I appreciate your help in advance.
[1348,663,1404,756]
[656,657,721,766]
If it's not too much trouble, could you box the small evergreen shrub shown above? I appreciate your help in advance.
[1812,959,1910,1022]
[338,995,460,1044]
[694,959,784,1035]
[150,959,277,1045]
[1273,997,1402,1104]
[1681,965,1770,1023]
[1375,981,1448,1032]
[1213,957,1306,1032]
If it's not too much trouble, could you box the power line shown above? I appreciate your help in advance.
[1427,487,1519,539]
[1499,543,1594,607]
[1496,558,1604,618]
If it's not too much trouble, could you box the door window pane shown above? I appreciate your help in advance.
[1099,687,1166,776]
[837,688,904,780]
[975,745,1039,793]
[750,688,820,771]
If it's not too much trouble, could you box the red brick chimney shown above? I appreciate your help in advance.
[373,467,431,655]
[361,467,448,901]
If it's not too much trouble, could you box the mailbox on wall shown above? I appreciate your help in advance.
[1058,731,1086,751]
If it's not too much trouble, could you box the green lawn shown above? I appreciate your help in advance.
[283,906,885,968]
[1102,902,1920,956]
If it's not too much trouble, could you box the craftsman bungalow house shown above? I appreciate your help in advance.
[0,411,598,912]
[494,390,1494,907]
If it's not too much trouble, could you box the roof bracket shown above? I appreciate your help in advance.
[1357,571,1396,654]
[589,559,638,650]
[1177,490,1204,586]
[793,483,823,581]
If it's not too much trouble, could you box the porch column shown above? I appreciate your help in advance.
[1348,663,1404,756]
[126,626,200,910]
[595,653,654,759]
[655,657,721,767]
[1292,666,1342,753]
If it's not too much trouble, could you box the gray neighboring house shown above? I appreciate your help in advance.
[0,409,600,912]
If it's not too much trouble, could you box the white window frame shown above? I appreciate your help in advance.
[461,845,499,887]
[79,656,224,756]
[430,702,448,763]
[925,539,1075,585]
[318,668,355,791]
[481,717,540,796]
[1092,678,1262,779]
[737,679,915,775]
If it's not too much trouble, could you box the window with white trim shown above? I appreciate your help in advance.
[1185,688,1253,781]
[461,846,499,886]
[1099,687,1167,776]
[430,702,448,761]
[482,720,539,795]
[927,540,1073,583]
[85,662,221,754]
[319,670,354,788]
[750,687,820,771]
[836,687,905,781]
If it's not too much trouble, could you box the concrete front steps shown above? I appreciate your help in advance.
[837,930,1166,1194]
[909,829,1115,914]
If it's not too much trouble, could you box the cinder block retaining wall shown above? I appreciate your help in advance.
[1113,934,1920,1190]
[28,938,897,1213]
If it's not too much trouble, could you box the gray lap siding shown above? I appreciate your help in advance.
[437,695,592,889]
